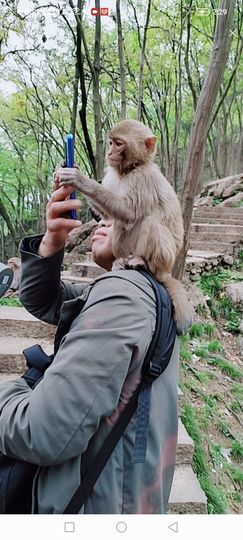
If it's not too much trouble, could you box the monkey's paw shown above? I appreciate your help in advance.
[174,303,195,336]
[58,167,86,192]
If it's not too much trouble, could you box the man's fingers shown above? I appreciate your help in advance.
[49,184,77,201]
[47,198,81,218]
[47,217,82,232]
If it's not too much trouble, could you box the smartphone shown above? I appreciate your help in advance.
[64,133,77,219]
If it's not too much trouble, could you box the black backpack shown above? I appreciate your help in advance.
[0,269,176,514]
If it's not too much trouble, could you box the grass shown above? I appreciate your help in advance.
[189,322,215,338]
[0,297,22,307]
[207,340,222,353]
[199,269,243,332]
[226,464,243,488]
[232,383,243,400]
[212,197,223,206]
[206,356,242,381]
[231,441,243,460]
[180,263,243,513]
[230,400,242,412]
[181,403,228,514]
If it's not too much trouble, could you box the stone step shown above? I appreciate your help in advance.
[71,262,106,279]
[61,271,91,284]
[193,217,243,225]
[187,249,221,259]
[0,307,56,339]
[0,336,53,373]
[194,206,243,215]
[189,241,234,254]
[178,386,183,415]
[168,465,207,514]
[176,419,194,465]
[190,232,242,242]
[191,223,243,235]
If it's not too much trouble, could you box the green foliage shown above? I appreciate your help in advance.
[230,400,241,412]
[188,322,215,338]
[231,441,243,460]
[181,404,228,514]
[226,464,243,488]
[232,383,243,401]
[199,271,242,332]
[211,443,222,468]
[193,346,208,358]
[233,251,243,270]
[0,297,22,306]
[207,340,222,353]
[217,419,231,437]
[212,197,223,206]
[197,371,214,383]
[206,356,242,381]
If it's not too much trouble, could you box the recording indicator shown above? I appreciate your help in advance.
[91,7,109,16]
[91,7,99,16]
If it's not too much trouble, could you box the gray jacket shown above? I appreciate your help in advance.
[0,235,179,514]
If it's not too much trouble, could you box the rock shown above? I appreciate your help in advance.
[238,320,243,334]
[198,195,212,206]
[222,254,234,265]
[238,336,243,359]
[197,173,243,207]
[184,282,211,315]
[218,192,243,207]
[65,220,97,250]
[223,179,243,199]
[224,282,243,308]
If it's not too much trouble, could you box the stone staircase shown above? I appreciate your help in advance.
[189,206,243,254]
[0,306,207,513]
[186,206,243,277]
[61,206,243,284]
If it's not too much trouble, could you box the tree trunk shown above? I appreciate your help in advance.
[167,1,184,189]
[184,0,197,112]
[173,0,236,280]
[0,199,18,247]
[70,57,79,139]
[116,0,126,119]
[93,0,104,179]
[75,2,96,177]
[236,128,243,172]
[137,0,152,121]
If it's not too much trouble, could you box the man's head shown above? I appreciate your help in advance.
[91,220,115,271]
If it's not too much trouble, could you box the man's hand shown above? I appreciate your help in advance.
[38,183,82,258]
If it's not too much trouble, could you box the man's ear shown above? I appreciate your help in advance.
[145,136,157,154]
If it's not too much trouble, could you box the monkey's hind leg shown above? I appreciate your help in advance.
[160,274,195,335]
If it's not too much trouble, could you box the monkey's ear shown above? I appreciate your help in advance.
[145,136,157,154]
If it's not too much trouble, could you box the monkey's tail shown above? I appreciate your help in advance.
[156,273,195,335]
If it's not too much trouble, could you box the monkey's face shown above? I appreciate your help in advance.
[108,120,157,173]
[107,138,126,168]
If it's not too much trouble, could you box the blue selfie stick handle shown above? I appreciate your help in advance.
[64,133,77,219]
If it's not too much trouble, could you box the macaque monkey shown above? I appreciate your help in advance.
[57,119,195,334]
[5,257,21,296]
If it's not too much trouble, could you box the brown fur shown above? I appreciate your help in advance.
[59,119,195,333]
